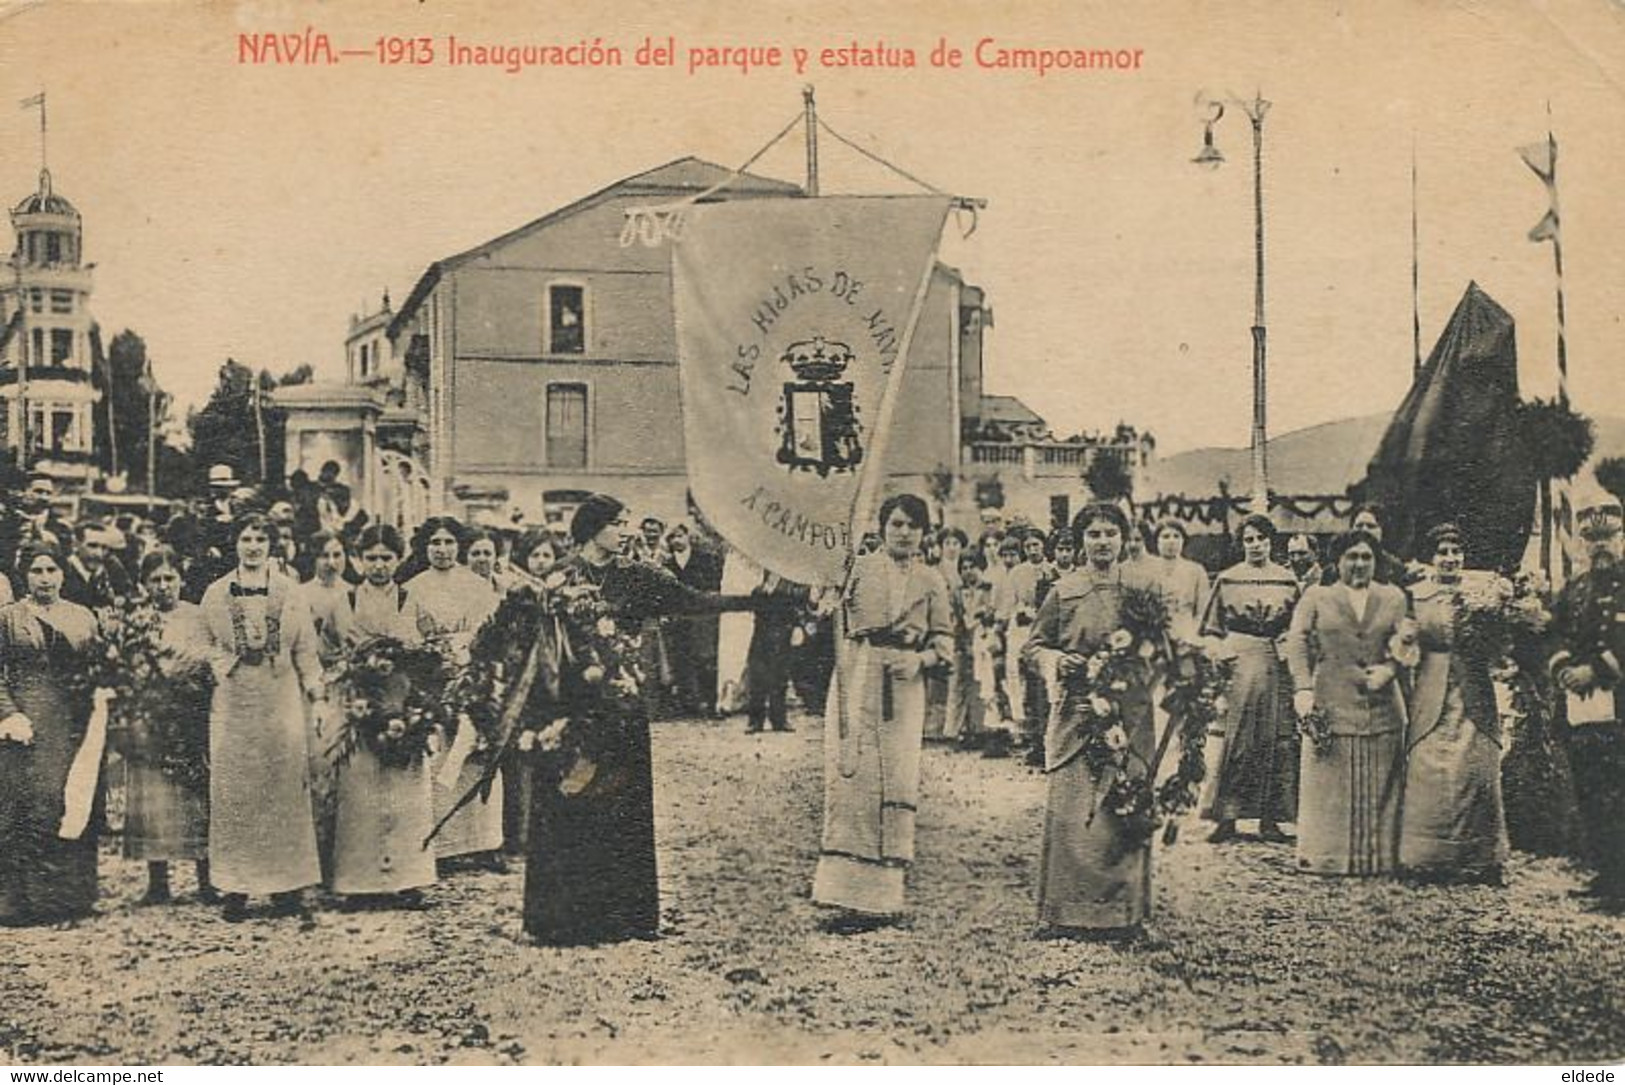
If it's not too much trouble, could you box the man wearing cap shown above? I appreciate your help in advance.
[1549,486,1625,909]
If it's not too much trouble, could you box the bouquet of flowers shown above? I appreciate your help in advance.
[1296,705,1333,755]
[1453,569,1550,662]
[1054,585,1229,850]
[89,602,215,790]
[327,635,456,769]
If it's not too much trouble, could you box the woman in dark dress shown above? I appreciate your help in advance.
[0,542,103,925]
[522,493,757,945]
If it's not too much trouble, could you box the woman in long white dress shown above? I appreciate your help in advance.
[300,530,351,883]
[404,516,503,869]
[329,524,437,906]
[812,494,954,930]
[199,517,324,924]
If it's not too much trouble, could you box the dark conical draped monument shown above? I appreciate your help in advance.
[1359,281,1535,570]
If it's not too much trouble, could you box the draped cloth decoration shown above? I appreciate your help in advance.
[672,195,951,587]
[58,688,112,840]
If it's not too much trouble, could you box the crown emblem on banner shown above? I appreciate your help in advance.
[776,332,863,478]
[781,336,853,382]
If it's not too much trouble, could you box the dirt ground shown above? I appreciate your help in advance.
[3,709,1623,1066]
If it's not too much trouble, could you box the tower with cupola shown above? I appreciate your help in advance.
[0,165,101,487]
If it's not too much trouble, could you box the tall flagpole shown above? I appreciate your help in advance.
[16,91,48,472]
[803,85,819,197]
[145,357,159,513]
[253,377,268,483]
[1520,107,1571,583]
[1411,138,1421,377]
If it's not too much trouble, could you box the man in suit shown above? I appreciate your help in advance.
[61,520,133,611]
[662,524,723,717]
[1550,486,1625,909]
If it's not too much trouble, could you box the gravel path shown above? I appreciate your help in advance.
[3,710,1623,1065]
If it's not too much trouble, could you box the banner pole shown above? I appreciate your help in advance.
[844,207,952,550]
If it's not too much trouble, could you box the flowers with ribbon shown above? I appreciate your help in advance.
[1052,584,1231,849]
[504,576,648,772]
[90,601,215,790]
[326,636,456,769]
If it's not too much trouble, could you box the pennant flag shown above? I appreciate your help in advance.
[673,196,950,586]
[1518,135,1560,245]
[1517,138,1555,186]
[1528,208,1560,244]
[19,92,44,110]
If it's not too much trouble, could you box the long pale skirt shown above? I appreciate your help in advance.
[812,648,926,915]
[124,760,207,861]
[431,752,504,860]
[1297,731,1403,876]
[209,663,321,895]
[1399,674,1508,875]
[715,553,758,715]
[332,745,436,894]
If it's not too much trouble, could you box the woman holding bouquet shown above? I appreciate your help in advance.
[812,494,954,930]
[330,525,437,907]
[1198,514,1301,844]
[1283,529,1412,876]
[1022,504,1160,936]
[521,493,759,945]
[405,517,504,870]
[200,517,324,924]
[121,548,215,905]
[0,542,102,925]
[1398,523,1510,882]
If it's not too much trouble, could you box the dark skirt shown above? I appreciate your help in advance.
[522,716,660,945]
[0,744,99,925]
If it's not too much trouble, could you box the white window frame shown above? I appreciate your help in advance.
[543,280,590,357]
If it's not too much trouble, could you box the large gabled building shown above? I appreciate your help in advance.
[373,156,989,529]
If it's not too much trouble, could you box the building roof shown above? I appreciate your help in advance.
[387,157,803,340]
[12,170,78,218]
[979,394,1045,427]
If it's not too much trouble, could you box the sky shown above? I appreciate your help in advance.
[3,0,1624,458]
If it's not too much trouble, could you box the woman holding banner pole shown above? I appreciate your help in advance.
[811,493,953,931]
[521,493,762,946]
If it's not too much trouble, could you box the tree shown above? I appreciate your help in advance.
[1517,397,1595,577]
[91,329,194,497]
[1084,450,1133,503]
[1595,456,1625,508]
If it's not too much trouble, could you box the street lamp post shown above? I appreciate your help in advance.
[1195,93,1272,516]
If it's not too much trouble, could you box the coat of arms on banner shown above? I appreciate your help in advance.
[776,336,864,477]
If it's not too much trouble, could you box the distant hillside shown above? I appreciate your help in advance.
[1141,413,1625,498]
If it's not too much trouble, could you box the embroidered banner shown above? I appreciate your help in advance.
[673,195,949,586]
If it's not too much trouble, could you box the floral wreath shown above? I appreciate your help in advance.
[326,635,456,769]
[1054,585,1233,849]
[455,567,647,794]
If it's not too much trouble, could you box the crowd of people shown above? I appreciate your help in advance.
[2,461,1623,948]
